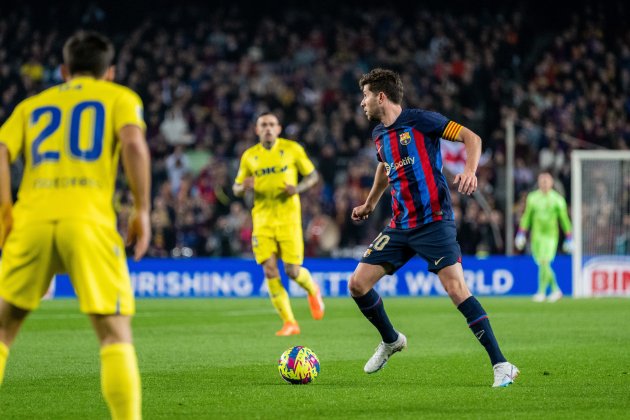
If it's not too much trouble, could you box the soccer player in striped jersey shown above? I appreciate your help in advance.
[0,31,149,417]
[349,68,518,387]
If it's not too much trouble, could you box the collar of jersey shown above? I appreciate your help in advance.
[68,76,96,84]
[260,138,281,152]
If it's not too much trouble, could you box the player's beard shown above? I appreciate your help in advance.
[366,108,382,122]
[261,134,275,148]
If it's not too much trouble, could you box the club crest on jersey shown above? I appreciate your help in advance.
[399,131,411,145]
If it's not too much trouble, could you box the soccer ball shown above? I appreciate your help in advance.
[278,346,320,384]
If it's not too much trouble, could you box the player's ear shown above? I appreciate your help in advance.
[104,66,116,82]
[61,64,71,82]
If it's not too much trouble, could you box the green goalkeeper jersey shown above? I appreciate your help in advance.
[519,189,572,239]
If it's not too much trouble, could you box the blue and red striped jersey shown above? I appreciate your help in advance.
[373,108,463,229]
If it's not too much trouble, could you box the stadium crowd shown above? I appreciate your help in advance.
[1,2,628,258]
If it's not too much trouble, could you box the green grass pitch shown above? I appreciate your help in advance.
[1,297,629,419]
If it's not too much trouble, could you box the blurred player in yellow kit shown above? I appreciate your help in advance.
[233,112,324,336]
[0,31,150,420]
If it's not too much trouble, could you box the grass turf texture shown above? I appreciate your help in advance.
[0,297,629,419]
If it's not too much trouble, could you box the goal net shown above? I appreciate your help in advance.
[571,151,630,297]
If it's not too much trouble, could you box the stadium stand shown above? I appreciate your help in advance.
[1,1,628,258]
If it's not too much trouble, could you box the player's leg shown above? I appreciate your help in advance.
[351,228,413,373]
[262,255,299,335]
[0,300,29,386]
[415,220,518,386]
[437,264,504,360]
[280,227,324,320]
[350,262,408,373]
[254,233,299,335]
[349,262,398,343]
[90,314,140,420]
[55,221,140,419]
[532,236,561,301]
[285,263,325,320]
[0,223,56,386]
[438,264,519,386]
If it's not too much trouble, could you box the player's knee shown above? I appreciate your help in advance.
[348,273,368,297]
[263,266,280,279]
[285,265,300,279]
[442,279,470,303]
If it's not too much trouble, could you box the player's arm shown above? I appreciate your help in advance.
[0,103,24,248]
[0,144,12,248]
[120,125,151,261]
[285,170,319,196]
[515,194,533,251]
[233,155,253,198]
[351,162,388,221]
[233,178,254,197]
[285,144,319,196]
[450,125,481,195]
[558,196,573,253]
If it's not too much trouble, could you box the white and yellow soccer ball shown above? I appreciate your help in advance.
[278,346,320,384]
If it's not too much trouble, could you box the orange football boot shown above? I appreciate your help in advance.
[307,286,325,320]
[276,322,301,336]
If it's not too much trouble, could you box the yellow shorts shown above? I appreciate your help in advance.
[0,221,134,315]
[252,224,303,265]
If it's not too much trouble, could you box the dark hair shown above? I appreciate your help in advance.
[257,111,276,119]
[62,31,114,77]
[358,68,404,104]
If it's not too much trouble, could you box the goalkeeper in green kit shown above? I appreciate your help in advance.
[515,171,572,302]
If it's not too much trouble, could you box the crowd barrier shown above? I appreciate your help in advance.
[51,256,572,298]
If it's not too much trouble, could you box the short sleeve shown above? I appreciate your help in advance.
[234,150,252,184]
[294,144,315,176]
[0,101,26,162]
[114,89,146,134]
[410,109,457,139]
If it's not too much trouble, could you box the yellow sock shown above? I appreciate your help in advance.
[100,343,141,420]
[0,341,8,387]
[267,278,296,323]
[293,267,317,295]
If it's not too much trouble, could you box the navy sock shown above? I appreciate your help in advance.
[352,289,398,343]
[457,296,507,366]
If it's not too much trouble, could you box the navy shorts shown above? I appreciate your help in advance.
[361,220,462,274]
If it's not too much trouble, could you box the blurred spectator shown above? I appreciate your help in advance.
[1,1,628,257]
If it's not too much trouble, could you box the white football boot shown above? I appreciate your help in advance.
[532,293,545,302]
[548,290,563,303]
[492,362,520,387]
[364,332,407,374]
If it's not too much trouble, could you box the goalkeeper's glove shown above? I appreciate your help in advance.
[515,230,526,251]
[562,234,573,254]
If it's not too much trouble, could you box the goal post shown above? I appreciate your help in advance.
[571,150,630,297]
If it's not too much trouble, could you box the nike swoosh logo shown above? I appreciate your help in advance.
[434,256,445,265]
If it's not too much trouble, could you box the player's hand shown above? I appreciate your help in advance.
[0,203,13,249]
[242,177,255,191]
[283,183,298,197]
[351,203,374,221]
[515,232,526,251]
[453,171,477,195]
[562,237,573,254]
[127,209,151,261]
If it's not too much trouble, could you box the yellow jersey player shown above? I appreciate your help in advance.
[233,112,324,336]
[0,31,150,419]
